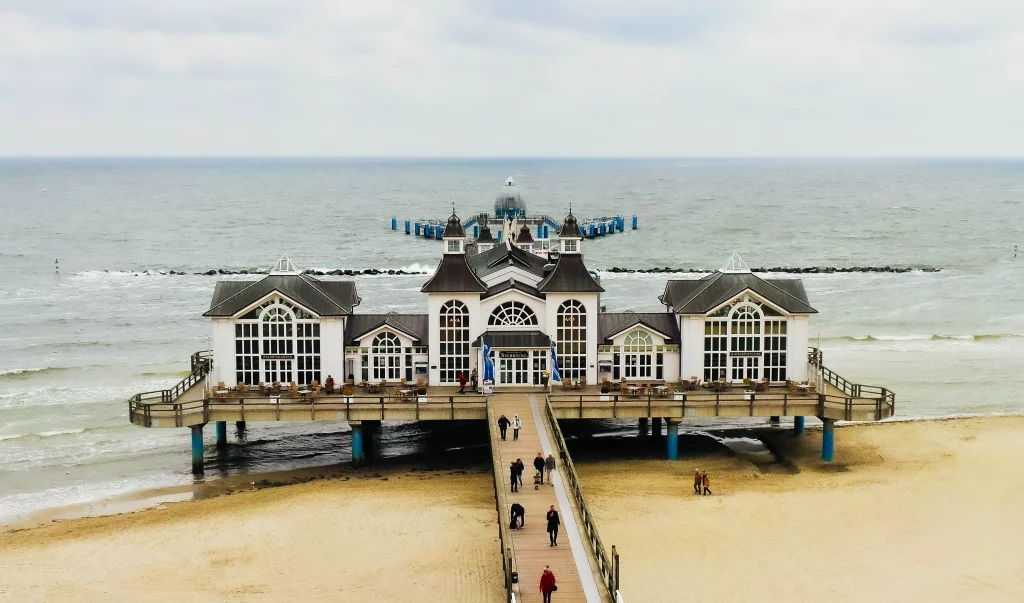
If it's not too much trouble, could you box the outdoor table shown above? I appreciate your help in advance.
[298,389,310,396]
[653,385,670,396]
[797,384,811,394]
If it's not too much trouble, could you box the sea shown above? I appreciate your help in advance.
[1,158,1022,523]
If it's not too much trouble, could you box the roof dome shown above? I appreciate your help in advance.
[494,177,526,219]
[517,224,534,245]
[442,211,465,238]
[560,211,582,238]
[477,223,495,243]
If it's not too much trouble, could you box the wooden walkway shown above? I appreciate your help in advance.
[489,394,604,603]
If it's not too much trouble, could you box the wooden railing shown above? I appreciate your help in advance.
[543,397,622,599]
[807,346,895,416]
[486,406,517,603]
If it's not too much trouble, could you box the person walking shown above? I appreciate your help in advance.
[497,414,511,440]
[533,452,546,485]
[545,453,556,485]
[458,372,468,394]
[514,458,525,488]
[702,471,712,496]
[546,505,560,546]
[539,566,557,603]
[510,502,525,529]
[693,468,702,494]
[512,414,522,440]
[509,461,519,493]
[470,367,479,392]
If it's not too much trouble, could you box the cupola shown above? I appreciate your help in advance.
[443,211,466,254]
[559,210,583,254]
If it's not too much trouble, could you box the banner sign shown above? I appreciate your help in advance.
[499,351,529,359]
[262,354,294,360]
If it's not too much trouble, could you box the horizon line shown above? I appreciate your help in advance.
[2,155,1023,161]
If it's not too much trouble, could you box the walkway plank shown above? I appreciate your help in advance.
[489,394,597,603]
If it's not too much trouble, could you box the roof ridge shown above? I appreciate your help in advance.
[205,279,263,315]
[754,275,814,309]
[676,272,722,308]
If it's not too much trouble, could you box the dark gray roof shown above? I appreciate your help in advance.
[420,254,487,293]
[482,279,543,300]
[660,272,817,314]
[443,213,465,238]
[558,212,583,238]
[537,254,604,293]
[346,313,428,345]
[476,224,495,243]
[598,312,679,343]
[204,275,359,317]
[473,330,551,348]
[467,243,547,279]
[516,225,534,244]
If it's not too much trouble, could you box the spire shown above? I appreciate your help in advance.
[269,254,301,275]
[720,252,751,274]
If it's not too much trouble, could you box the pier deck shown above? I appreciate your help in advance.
[488,394,608,603]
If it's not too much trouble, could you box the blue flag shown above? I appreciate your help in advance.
[482,339,495,383]
[550,343,561,382]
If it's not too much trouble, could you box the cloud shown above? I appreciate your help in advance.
[0,0,1022,156]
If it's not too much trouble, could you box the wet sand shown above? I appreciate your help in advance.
[0,464,505,603]
[577,416,1024,602]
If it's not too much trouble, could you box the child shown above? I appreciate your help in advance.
[533,469,543,489]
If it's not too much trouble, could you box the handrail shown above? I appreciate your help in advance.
[807,346,895,415]
[543,396,621,597]
[486,404,517,603]
[127,350,212,426]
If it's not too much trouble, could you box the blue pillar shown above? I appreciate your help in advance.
[496,231,502,243]
[794,416,805,435]
[391,217,397,230]
[474,225,479,238]
[544,225,549,238]
[215,421,227,449]
[405,219,411,234]
[666,420,679,460]
[415,222,421,236]
[638,418,649,437]
[191,425,204,474]
[632,215,638,230]
[822,418,835,462]
[351,421,365,464]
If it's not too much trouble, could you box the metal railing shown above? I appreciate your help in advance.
[808,346,895,416]
[543,397,622,598]
[549,390,820,418]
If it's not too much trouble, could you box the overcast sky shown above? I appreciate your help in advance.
[1,1,1023,157]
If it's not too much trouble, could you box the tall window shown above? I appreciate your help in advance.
[763,320,788,382]
[439,300,470,384]
[703,319,727,382]
[730,304,761,380]
[623,329,653,378]
[488,301,538,326]
[372,331,402,380]
[233,296,320,386]
[556,300,587,381]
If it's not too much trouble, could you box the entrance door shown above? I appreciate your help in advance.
[730,356,759,381]
[499,353,530,385]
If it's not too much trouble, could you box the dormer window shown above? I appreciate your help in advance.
[563,239,578,253]
[447,239,463,254]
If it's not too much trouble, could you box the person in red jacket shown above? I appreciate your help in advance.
[458,372,468,394]
[539,566,557,602]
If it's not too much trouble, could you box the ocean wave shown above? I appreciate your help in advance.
[0,427,91,442]
[0,367,68,379]
[827,334,1023,342]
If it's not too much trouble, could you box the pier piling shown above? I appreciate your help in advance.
[191,424,204,475]
[652,417,662,438]
[666,420,679,460]
[793,416,805,435]
[821,418,835,462]
[350,421,364,464]
[215,421,227,449]
[638,417,649,437]
[770,415,781,425]
[235,421,247,439]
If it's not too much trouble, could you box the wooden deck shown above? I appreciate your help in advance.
[488,394,608,603]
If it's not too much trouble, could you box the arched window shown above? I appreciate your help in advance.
[371,331,402,381]
[439,300,470,384]
[488,301,538,326]
[234,296,320,386]
[556,300,587,381]
[623,329,653,378]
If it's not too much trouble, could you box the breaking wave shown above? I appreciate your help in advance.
[827,334,1024,342]
[0,367,68,379]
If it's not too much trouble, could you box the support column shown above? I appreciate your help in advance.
[769,415,781,425]
[821,418,835,462]
[793,416,805,435]
[215,421,227,449]
[235,421,247,439]
[350,421,364,464]
[652,417,662,438]
[191,424,204,475]
[363,420,380,461]
[666,420,679,461]
[638,418,649,437]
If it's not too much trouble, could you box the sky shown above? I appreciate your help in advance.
[1,0,1023,157]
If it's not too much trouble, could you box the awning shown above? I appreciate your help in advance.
[472,330,551,348]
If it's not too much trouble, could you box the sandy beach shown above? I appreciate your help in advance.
[0,465,505,603]
[577,416,1024,602]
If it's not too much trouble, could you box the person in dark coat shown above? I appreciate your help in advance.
[458,372,468,394]
[702,471,712,496]
[498,414,511,440]
[509,461,519,492]
[546,505,560,546]
[470,367,478,392]
[533,452,546,485]
[514,458,525,488]
[510,503,525,529]
[539,566,557,602]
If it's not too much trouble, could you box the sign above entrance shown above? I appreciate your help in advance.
[262,354,295,360]
[731,352,761,358]
[499,351,529,359]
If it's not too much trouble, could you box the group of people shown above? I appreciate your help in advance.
[496,413,521,440]
[508,452,556,492]
[509,502,561,544]
[693,468,712,495]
